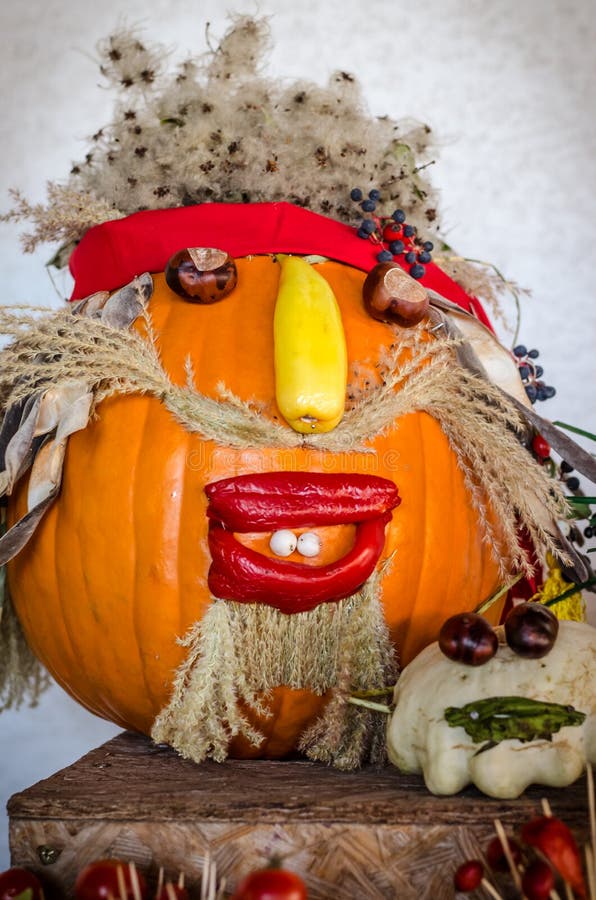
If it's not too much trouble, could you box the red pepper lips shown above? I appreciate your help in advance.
[205,472,400,614]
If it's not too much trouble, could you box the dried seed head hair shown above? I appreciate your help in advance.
[1,15,439,261]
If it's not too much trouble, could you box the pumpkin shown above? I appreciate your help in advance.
[6,241,506,759]
[1,204,520,757]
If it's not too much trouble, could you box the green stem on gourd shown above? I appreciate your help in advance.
[474,573,523,615]
[347,696,392,715]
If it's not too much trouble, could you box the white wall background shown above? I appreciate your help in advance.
[1,0,595,872]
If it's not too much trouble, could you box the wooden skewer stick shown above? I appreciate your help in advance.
[585,843,596,900]
[157,867,164,896]
[542,797,554,817]
[166,884,177,900]
[494,818,523,892]
[178,871,185,889]
[588,763,596,884]
[116,865,127,900]
[129,862,143,900]
[481,878,505,900]
[208,858,217,900]
[200,851,209,900]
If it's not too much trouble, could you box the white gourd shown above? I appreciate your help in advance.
[387,620,596,798]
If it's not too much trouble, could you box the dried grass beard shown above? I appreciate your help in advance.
[151,566,398,770]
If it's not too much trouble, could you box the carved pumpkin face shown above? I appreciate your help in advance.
[7,261,503,754]
[7,206,504,758]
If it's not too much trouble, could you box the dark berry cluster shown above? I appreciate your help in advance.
[350,188,432,280]
[559,460,596,543]
[531,438,595,546]
[512,345,556,404]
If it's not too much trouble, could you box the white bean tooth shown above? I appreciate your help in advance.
[297,531,321,558]
[269,529,297,557]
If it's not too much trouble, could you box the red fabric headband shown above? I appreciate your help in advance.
[69,201,491,328]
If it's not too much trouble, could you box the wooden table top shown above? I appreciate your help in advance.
[8,730,590,830]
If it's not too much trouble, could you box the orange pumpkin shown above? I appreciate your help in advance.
[7,250,504,758]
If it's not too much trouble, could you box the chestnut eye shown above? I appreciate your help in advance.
[269,529,297,557]
[363,262,429,327]
[165,247,237,303]
[438,612,498,666]
[297,532,321,557]
[504,602,559,659]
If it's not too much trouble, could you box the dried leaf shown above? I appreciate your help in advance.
[70,290,110,317]
[34,379,91,437]
[0,494,57,565]
[27,437,67,511]
[3,394,43,490]
[101,272,153,328]
[428,291,530,407]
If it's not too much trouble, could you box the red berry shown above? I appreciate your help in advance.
[486,835,521,871]
[453,860,484,892]
[232,868,307,899]
[0,868,44,900]
[521,816,586,896]
[383,223,403,243]
[521,860,555,900]
[532,434,550,459]
[75,860,147,900]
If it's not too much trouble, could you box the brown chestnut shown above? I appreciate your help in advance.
[363,262,429,327]
[438,612,498,666]
[504,602,559,659]
[165,247,237,303]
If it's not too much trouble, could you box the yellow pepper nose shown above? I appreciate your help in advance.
[273,256,348,434]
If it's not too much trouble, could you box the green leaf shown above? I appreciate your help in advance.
[543,577,596,607]
[474,573,523,615]
[445,696,586,745]
[14,889,34,900]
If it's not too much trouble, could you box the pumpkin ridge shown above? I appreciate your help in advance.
[11,503,98,715]
[53,444,110,718]
[444,432,465,609]
[131,395,170,716]
[135,292,190,718]
[400,413,430,661]
[79,396,157,727]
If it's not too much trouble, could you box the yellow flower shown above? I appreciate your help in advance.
[532,553,585,622]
